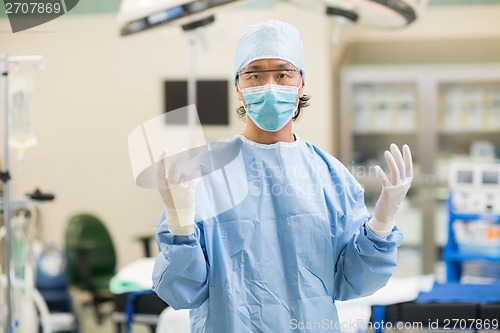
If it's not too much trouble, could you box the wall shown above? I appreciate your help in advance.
[0,2,333,268]
[343,4,500,57]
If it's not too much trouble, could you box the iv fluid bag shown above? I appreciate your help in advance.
[9,72,37,150]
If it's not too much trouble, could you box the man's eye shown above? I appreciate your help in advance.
[249,74,261,80]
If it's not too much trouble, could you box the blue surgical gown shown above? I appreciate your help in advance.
[152,135,403,333]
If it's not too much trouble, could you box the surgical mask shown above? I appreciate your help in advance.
[239,83,300,132]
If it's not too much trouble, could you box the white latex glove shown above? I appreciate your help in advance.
[158,148,199,236]
[368,144,413,238]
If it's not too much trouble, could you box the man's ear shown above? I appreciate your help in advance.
[236,86,246,108]
[298,80,305,98]
[236,86,243,101]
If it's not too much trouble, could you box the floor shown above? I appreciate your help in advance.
[74,298,152,333]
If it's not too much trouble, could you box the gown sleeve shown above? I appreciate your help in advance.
[152,210,209,309]
[333,189,404,301]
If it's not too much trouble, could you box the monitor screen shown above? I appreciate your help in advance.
[164,80,229,125]
[456,170,474,184]
[482,170,499,185]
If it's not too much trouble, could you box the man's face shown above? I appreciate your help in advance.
[236,58,305,109]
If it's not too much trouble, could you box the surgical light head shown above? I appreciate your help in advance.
[117,0,243,36]
[233,20,306,86]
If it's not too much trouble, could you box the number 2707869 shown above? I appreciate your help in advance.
[442,319,499,330]
[5,2,62,14]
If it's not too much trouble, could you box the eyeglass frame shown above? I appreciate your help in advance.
[236,68,303,87]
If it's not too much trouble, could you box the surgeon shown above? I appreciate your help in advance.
[152,20,413,333]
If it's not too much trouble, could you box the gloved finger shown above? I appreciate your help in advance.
[165,154,191,185]
[170,152,202,185]
[159,148,169,171]
[165,154,182,183]
[390,143,406,180]
[178,176,201,192]
[159,147,168,160]
[180,156,203,180]
[158,148,170,189]
[403,144,413,179]
[384,150,401,185]
[375,165,391,188]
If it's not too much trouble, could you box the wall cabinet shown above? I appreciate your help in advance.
[339,64,500,274]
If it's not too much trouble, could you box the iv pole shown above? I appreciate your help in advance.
[187,30,198,148]
[181,16,213,147]
[0,53,45,333]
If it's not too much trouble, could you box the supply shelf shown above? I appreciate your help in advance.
[444,196,500,282]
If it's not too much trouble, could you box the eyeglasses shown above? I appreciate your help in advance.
[237,68,302,87]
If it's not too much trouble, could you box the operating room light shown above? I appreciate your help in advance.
[284,0,426,42]
[117,0,243,36]
[118,0,426,39]
[352,0,424,27]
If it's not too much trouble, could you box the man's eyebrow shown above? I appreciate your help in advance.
[275,63,295,69]
[244,65,263,71]
[242,61,296,72]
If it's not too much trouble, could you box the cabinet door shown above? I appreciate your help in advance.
[435,81,500,183]
[344,82,420,203]
[430,67,500,184]
[339,67,424,167]
[340,70,424,230]
[339,66,436,274]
